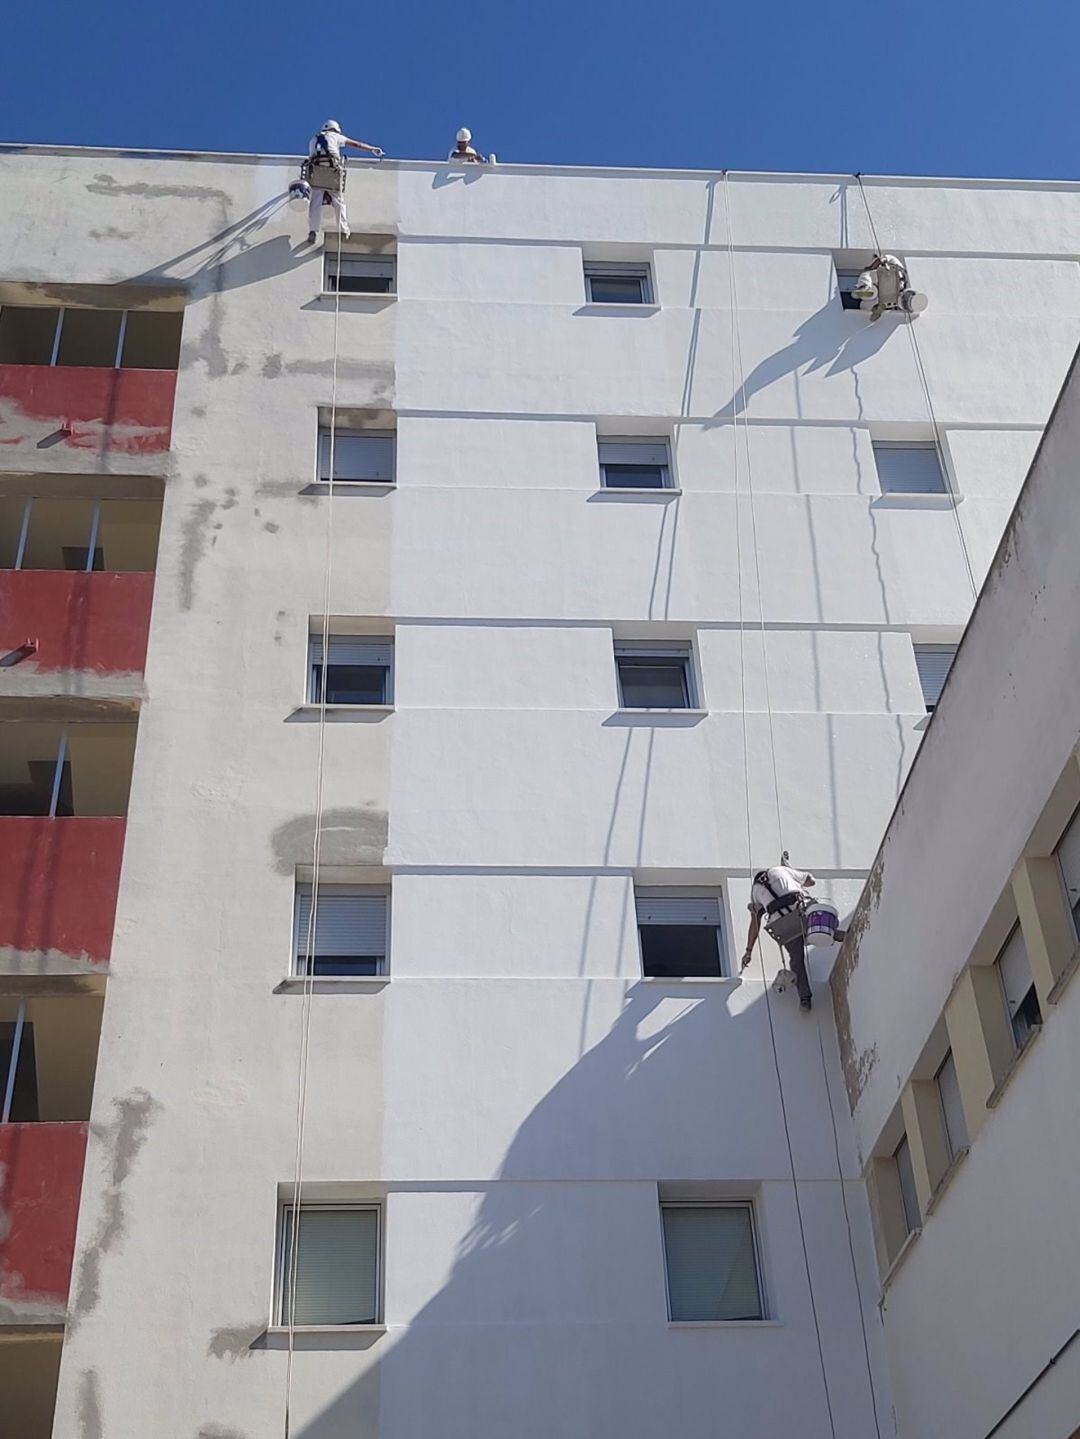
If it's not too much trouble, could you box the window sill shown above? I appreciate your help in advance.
[986,1022,1043,1110]
[640,975,740,986]
[290,703,394,717]
[924,1145,970,1218]
[316,290,397,306]
[592,487,682,499]
[668,1319,781,1329]
[275,976,390,994]
[870,492,960,509]
[575,303,661,317]
[266,1324,386,1335]
[305,481,396,493]
[879,1226,921,1295]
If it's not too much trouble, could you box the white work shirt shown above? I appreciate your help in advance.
[310,130,356,160]
[749,866,814,915]
[448,145,482,162]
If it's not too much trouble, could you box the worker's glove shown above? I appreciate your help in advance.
[371,148,385,159]
[740,951,754,971]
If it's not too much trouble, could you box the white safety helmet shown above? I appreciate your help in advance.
[323,120,342,133]
[456,128,472,143]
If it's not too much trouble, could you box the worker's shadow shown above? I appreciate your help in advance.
[431,166,488,190]
[124,194,312,296]
[710,300,897,422]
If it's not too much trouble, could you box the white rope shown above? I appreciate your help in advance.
[855,174,980,603]
[283,215,345,1438]
[724,173,839,1439]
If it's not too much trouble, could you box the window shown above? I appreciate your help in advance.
[1,1013,38,1123]
[913,644,957,712]
[935,1051,969,1162]
[324,254,396,294]
[661,1203,764,1321]
[0,722,135,818]
[308,635,393,706]
[0,305,182,369]
[598,438,672,490]
[293,884,389,976]
[614,642,695,709]
[583,262,653,305]
[636,892,726,978]
[995,924,1042,1047]
[873,442,948,496]
[836,268,867,311]
[277,1204,381,1326]
[0,497,162,573]
[1055,806,1080,938]
[317,428,395,484]
[893,1135,921,1237]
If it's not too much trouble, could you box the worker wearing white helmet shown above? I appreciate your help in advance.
[305,119,384,243]
[448,127,487,164]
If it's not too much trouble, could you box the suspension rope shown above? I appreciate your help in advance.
[724,173,839,1439]
[855,174,980,603]
[283,213,346,1438]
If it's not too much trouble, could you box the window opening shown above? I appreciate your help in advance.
[317,429,395,484]
[598,438,671,490]
[308,636,393,706]
[584,262,653,305]
[1,1006,37,1124]
[615,642,694,709]
[913,644,957,712]
[873,442,948,496]
[893,1135,921,1237]
[636,891,726,977]
[661,1203,764,1321]
[294,884,389,976]
[324,254,396,295]
[277,1204,381,1326]
[935,1051,968,1161]
[0,304,181,369]
[1056,805,1080,938]
[996,924,1042,1047]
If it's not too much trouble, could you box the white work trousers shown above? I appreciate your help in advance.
[308,188,350,238]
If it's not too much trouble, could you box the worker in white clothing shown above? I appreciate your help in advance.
[447,127,487,163]
[306,120,384,243]
[852,253,914,321]
[742,863,817,1010]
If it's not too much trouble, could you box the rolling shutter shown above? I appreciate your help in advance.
[318,431,395,482]
[1056,808,1080,934]
[635,894,721,926]
[310,637,394,669]
[997,925,1034,1021]
[281,1207,379,1325]
[662,1205,762,1321]
[295,887,388,970]
[914,644,956,710]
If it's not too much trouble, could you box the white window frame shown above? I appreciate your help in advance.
[583,261,654,306]
[614,641,698,710]
[292,882,391,978]
[597,437,673,491]
[274,1201,383,1327]
[316,426,396,485]
[323,252,397,296]
[872,440,948,497]
[635,889,728,979]
[660,1200,766,1323]
[307,634,394,707]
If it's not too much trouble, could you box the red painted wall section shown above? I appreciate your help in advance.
[0,365,176,454]
[0,570,154,675]
[0,818,125,969]
[0,1123,88,1318]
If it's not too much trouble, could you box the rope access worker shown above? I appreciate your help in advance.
[741,863,817,1011]
[447,127,488,163]
[305,120,384,243]
[852,253,914,322]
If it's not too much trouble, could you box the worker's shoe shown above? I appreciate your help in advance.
[800,994,813,1011]
[307,231,317,244]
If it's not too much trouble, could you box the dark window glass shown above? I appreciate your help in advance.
[56,309,123,367]
[62,547,104,572]
[0,1022,38,1121]
[639,925,722,978]
[602,464,666,489]
[587,273,647,304]
[121,311,183,370]
[307,954,383,977]
[0,306,59,364]
[314,663,389,706]
[617,658,689,708]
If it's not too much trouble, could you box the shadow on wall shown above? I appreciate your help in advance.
[126,195,309,296]
[710,302,897,422]
[281,984,804,1439]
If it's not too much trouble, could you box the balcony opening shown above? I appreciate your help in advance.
[0,1333,63,1438]
[0,303,182,371]
[0,496,162,573]
[2,996,103,1124]
[0,721,136,818]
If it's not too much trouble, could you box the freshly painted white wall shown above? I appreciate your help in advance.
[2,147,1078,1439]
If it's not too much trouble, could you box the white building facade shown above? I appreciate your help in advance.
[1,146,1079,1438]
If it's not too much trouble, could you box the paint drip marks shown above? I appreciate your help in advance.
[270,807,389,874]
[67,1089,161,1335]
[78,1369,103,1439]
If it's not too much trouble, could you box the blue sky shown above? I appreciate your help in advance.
[2,0,1076,179]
